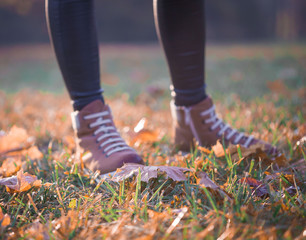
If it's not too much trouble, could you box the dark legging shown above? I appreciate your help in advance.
[46,0,206,110]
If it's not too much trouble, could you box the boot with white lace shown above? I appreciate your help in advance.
[170,96,279,156]
[71,100,143,174]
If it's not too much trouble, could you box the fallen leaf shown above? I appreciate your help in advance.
[198,171,220,189]
[197,146,211,154]
[130,129,159,146]
[112,163,191,182]
[0,126,34,154]
[24,146,43,159]
[211,141,226,157]
[239,177,269,198]
[0,170,44,193]
[128,118,160,146]
[274,154,289,167]
[69,199,77,209]
[0,157,22,177]
[0,208,10,227]
[197,171,231,199]
[212,140,267,160]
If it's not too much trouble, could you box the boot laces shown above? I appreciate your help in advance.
[200,105,254,147]
[84,111,132,156]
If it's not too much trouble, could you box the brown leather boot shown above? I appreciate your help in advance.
[170,96,279,156]
[71,100,143,174]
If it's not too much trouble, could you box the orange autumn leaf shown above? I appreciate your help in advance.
[0,208,10,227]
[128,118,160,145]
[5,145,43,160]
[0,170,47,193]
[0,126,34,154]
[211,140,226,157]
[0,157,22,177]
[24,146,43,159]
[211,141,238,158]
[1,214,10,227]
[130,129,159,145]
[197,146,211,154]
[212,140,267,160]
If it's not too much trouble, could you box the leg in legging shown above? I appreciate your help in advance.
[153,0,206,106]
[46,0,103,111]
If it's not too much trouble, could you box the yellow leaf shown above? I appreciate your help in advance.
[69,199,77,209]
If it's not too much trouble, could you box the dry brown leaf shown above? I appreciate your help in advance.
[213,140,266,159]
[274,154,289,167]
[112,163,191,182]
[239,177,269,198]
[0,170,50,193]
[198,171,220,189]
[0,126,34,154]
[197,171,231,199]
[235,143,267,158]
[0,157,22,177]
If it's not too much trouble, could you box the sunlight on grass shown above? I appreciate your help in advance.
[0,44,305,239]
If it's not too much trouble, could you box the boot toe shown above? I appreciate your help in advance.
[121,151,144,165]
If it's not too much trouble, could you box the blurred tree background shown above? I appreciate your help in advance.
[0,0,305,45]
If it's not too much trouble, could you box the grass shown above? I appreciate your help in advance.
[0,43,305,100]
[0,44,305,239]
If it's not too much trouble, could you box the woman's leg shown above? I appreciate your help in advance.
[153,0,206,107]
[153,0,278,155]
[45,0,143,173]
[46,0,103,111]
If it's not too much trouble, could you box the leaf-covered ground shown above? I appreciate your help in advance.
[0,45,305,239]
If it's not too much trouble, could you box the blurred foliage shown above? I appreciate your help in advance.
[0,0,305,44]
[0,0,36,15]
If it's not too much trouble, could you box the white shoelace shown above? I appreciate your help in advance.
[184,105,253,148]
[84,111,132,157]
